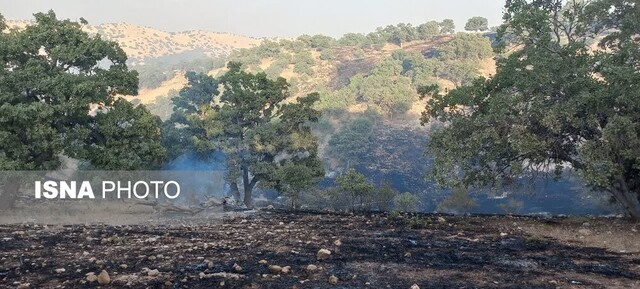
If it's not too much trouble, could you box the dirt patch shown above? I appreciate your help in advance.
[1,211,639,288]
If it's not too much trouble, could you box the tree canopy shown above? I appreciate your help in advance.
[170,62,324,207]
[464,16,489,32]
[421,0,640,218]
[0,11,163,208]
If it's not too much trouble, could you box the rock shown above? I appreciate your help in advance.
[306,264,318,272]
[328,275,338,285]
[97,270,110,285]
[17,283,30,289]
[281,266,291,274]
[582,222,591,227]
[317,249,331,260]
[258,259,268,265]
[410,285,420,289]
[147,269,160,277]
[333,239,342,246]
[54,268,66,274]
[269,265,283,274]
[437,217,447,223]
[233,263,243,272]
[120,264,128,269]
[86,272,98,282]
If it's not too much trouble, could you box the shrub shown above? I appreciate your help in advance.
[394,192,419,212]
[436,186,477,214]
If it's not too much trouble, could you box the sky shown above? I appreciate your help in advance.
[1,0,506,38]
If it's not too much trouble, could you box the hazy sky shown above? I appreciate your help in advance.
[1,0,506,38]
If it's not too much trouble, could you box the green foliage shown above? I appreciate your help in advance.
[336,169,375,211]
[0,10,139,171]
[338,33,370,48]
[437,33,493,61]
[439,19,456,34]
[0,11,161,208]
[465,16,489,32]
[293,50,315,75]
[417,21,440,39]
[393,192,419,212]
[373,181,397,211]
[319,48,334,60]
[81,99,166,170]
[328,115,375,167]
[422,0,640,218]
[436,186,477,214]
[170,62,323,207]
[274,157,325,209]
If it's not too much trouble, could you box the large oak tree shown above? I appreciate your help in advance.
[168,63,324,207]
[421,0,640,218]
[0,11,164,208]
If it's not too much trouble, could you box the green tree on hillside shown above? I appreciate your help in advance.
[417,21,440,39]
[171,63,324,207]
[464,16,489,32]
[328,116,376,168]
[0,11,162,208]
[439,19,456,34]
[421,0,640,219]
[336,169,375,210]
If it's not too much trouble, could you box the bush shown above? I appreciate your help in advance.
[394,192,419,212]
[336,169,375,211]
[436,186,477,214]
[372,181,397,211]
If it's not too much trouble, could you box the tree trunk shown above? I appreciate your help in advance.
[230,182,241,200]
[242,167,253,208]
[614,177,640,220]
[0,182,21,210]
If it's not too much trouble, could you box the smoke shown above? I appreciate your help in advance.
[163,151,228,203]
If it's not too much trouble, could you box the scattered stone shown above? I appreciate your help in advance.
[437,216,447,223]
[411,284,420,289]
[147,269,160,277]
[317,249,331,260]
[269,265,283,274]
[54,268,66,274]
[281,266,291,274]
[334,239,342,246]
[500,232,508,237]
[86,272,98,282]
[97,270,110,285]
[306,264,318,272]
[328,275,338,285]
[17,283,30,289]
[233,263,243,272]
[120,264,128,269]
[258,259,268,265]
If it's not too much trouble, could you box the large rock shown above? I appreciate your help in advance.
[97,270,110,285]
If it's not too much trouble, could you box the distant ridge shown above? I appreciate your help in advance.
[5,20,262,63]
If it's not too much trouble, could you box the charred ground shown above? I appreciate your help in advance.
[1,211,639,289]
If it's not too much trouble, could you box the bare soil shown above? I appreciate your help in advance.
[1,210,639,289]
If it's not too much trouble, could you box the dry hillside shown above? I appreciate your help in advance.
[6,20,261,63]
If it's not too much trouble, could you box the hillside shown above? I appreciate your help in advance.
[6,20,261,63]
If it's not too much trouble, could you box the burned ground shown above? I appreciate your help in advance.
[1,211,639,289]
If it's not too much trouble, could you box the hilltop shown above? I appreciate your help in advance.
[5,20,261,63]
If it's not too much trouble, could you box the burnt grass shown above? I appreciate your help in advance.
[1,210,639,289]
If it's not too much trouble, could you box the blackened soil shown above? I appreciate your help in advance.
[0,211,639,289]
